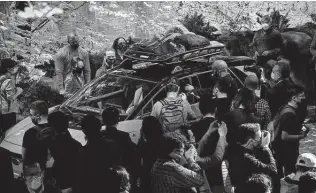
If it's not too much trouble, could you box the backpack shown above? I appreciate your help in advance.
[267,105,296,142]
[159,99,185,132]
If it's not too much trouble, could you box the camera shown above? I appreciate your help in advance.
[244,65,263,74]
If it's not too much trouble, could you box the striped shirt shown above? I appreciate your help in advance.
[151,158,204,193]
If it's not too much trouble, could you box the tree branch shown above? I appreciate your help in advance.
[72,2,88,11]
[31,1,88,34]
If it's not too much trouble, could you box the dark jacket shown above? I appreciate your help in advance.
[73,138,122,193]
[138,139,161,193]
[228,145,277,189]
[267,79,293,117]
[0,147,14,193]
[49,131,82,189]
[224,108,261,146]
[101,127,140,190]
[194,118,225,186]
[251,28,283,59]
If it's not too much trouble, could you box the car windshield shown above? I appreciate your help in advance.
[60,69,157,128]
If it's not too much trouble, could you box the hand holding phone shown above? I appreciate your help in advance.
[218,122,227,137]
[261,131,271,148]
[185,144,197,162]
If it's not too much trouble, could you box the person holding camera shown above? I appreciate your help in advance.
[54,31,91,96]
[250,15,283,66]
[225,123,277,191]
[272,85,309,178]
[151,131,204,193]
[196,119,228,193]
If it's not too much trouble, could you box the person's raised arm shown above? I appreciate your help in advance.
[197,122,227,169]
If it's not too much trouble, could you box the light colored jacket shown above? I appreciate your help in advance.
[54,45,91,91]
[0,76,22,114]
[280,173,299,193]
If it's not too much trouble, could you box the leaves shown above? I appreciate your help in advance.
[179,12,218,39]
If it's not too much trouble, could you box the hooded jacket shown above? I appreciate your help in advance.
[280,173,299,193]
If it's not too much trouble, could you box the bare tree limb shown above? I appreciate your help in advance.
[31,1,88,34]
[71,2,88,11]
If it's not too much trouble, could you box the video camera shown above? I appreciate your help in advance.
[244,65,263,74]
[244,65,263,79]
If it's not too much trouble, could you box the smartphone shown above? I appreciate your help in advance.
[263,131,268,138]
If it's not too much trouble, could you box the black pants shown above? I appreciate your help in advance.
[0,112,16,135]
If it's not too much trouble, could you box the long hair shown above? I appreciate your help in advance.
[231,88,257,113]
[112,37,127,54]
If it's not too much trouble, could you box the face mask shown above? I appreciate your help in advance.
[106,59,115,66]
[271,72,278,81]
[69,41,79,49]
[73,67,83,74]
[31,116,40,126]
[27,176,42,190]
[118,43,126,50]
[262,23,270,30]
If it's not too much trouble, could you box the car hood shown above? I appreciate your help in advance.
[0,116,142,156]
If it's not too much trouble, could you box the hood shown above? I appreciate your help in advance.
[280,174,298,193]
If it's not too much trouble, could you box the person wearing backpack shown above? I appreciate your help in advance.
[270,85,309,179]
[151,83,196,133]
[0,58,23,135]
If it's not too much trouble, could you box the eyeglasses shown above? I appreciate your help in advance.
[25,172,42,181]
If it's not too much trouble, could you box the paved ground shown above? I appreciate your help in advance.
[300,105,316,155]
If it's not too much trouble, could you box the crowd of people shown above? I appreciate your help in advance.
[0,15,316,193]
[0,57,315,193]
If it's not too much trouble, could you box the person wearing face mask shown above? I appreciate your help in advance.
[54,31,91,95]
[211,60,238,104]
[0,58,23,135]
[95,50,116,78]
[151,131,204,193]
[250,15,283,66]
[244,75,272,131]
[272,85,309,178]
[112,37,128,65]
[227,123,277,191]
[14,162,61,193]
[22,101,49,170]
[266,60,294,117]
[213,78,231,122]
[63,56,85,97]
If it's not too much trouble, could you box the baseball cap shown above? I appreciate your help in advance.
[296,153,316,168]
[244,75,259,91]
[106,50,115,57]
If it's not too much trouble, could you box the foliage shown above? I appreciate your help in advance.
[179,12,218,40]
[256,9,290,32]
[34,59,55,78]
[18,80,64,116]
[217,31,255,56]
